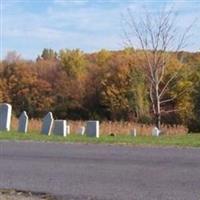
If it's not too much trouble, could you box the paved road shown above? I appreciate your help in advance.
[0,141,200,200]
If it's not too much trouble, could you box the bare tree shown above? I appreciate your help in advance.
[4,51,22,64]
[122,7,194,129]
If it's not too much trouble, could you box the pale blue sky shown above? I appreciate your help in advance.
[1,0,200,60]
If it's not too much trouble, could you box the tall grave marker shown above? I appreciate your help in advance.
[0,103,12,131]
[41,112,54,135]
[18,111,28,133]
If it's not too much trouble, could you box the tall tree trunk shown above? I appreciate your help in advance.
[156,112,161,130]
[155,83,161,129]
[124,8,192,130]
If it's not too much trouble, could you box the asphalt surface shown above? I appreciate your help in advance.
[0,141,200,200]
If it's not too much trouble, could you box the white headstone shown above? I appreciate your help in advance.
[130,128,137,136]
[41,112,54,135]
[85,121,99,138]
[66,125,70,135]
[0,103,12,131]
[18,111,28,133]
[152,127,160,136]
[53,120,67,137]
[77,126,85,135]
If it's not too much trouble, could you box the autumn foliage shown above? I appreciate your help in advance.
[0,49,200,132]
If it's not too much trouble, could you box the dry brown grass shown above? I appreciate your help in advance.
[100,121,187,136]
[12,117,41,133]
[11,117,187,136]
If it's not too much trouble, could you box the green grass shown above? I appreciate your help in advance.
[0,131,200,147]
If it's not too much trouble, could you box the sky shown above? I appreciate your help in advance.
[1,0,200,60]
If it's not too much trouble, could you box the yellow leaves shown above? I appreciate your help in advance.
[96,49,112,67]
[59,49,87,78]
[99,52,149,119]
[0,48,199,126]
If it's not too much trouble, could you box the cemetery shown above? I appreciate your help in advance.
[0,2,200,200]
[0,103,102,138]
[0,103,199,147]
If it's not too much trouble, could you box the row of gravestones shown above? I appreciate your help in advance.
[41,112,99,137]
[130,127,160,136]
[0,103,100,138]
[0,103,160,137]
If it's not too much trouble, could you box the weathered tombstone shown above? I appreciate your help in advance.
[41,112,54,135]
[130,128,137,137]
[0,103,12,131]
[85,121,99,138]
[66,125,70,135]
[53,120,67,137]
[18,111,28,133]
[152,127,160,136]
[77,126,85,135]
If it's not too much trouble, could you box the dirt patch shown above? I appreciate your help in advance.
[0,189,55,200]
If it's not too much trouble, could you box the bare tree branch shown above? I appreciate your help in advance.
[122,6,194,128]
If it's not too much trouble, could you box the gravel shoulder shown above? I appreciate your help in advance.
[0,189,55,200]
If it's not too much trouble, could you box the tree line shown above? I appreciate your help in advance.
[0,48,200,132]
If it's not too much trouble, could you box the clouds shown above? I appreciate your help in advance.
[2,0,125,59]
[1,0,200,59]
[53,0,89,6]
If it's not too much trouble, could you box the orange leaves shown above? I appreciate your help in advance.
[0,49,200,131]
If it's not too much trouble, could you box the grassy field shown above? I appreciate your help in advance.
[0,131,200,147]
[11,118,188,136]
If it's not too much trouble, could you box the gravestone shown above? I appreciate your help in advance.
[41,112,54,135]
[130,128,137,137]
[53,120,67,137]
[77,126,85,135]
[18,111,28,133]
[85,121,99,138]
[152,127,160,136]
[66,125,70,135]
[0,103,12,131]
